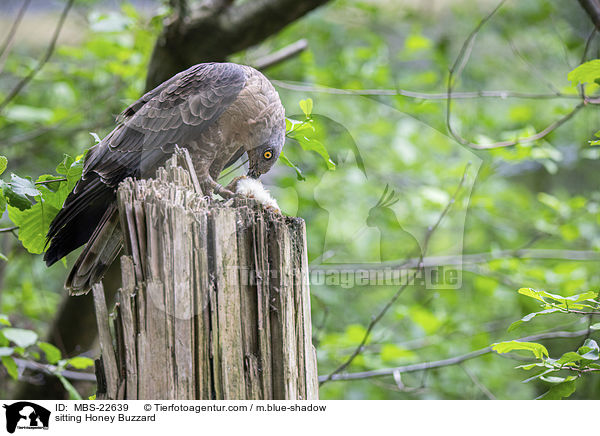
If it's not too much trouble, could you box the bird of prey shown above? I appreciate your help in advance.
[43,62,286,294]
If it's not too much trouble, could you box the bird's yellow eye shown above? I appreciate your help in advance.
[263,150,273,159]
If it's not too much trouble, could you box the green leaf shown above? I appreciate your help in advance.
[296,137,336,170]
[56,155,75,176]
[492,341,549,359]
[590,323,600,331]
[577,339,599,360]
[517,288,597,308]
[8,176,72,254]
[555,351,583,366]
[2,328,38,348]
[568,60,600,85]
[515,363,545,370]
[299,98,313,118]
[56,374,83,400]
[67,356,95,369]
[537,380,577,400]
[539,374,577,384]
[0,156,7,176]
[1,356,18,380]
[508,308,560,332]
[8,202,59,254]
[56,154,84,191]
[0,314,10,326]
[9,174,41,198]
[0,172,45,212]
[38,341,62,364]
[279,152,306,181]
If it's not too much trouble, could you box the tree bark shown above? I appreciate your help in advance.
[578,0,600,30]
[145,0,331,90]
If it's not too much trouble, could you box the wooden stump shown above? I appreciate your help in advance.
[93,154,318,399]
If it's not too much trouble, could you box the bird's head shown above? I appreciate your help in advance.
[247,121,285,179]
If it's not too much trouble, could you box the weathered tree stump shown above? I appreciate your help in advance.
[93,154,318,399]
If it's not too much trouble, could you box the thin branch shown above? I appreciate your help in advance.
[0,227,19,234]
[13,357,96,382]
[253,39,308,70]
[310,248,600,272]
[271,79,580,100]
[505,35,562,95]
[460,363,496,400]
[321,329,591,382]
[320,164,471,386]
[0,0,75,114]
[0,0,32,73]
[579,28,597,100]
[445,0,588,150]
[35,178,67,185]
[451,101,585,150]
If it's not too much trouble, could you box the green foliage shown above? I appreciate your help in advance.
[492,341,549,359]
[0,154,84,255]
[38,342,62,365]
[567,59,600,85]
[0,315,91,396]
[283,99,336,179]
[0,157,7,177]
[494,289,600,399]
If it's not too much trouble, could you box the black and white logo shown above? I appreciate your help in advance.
[3,402,50,433]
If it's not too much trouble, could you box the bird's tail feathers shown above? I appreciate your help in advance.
[66,204,122,295]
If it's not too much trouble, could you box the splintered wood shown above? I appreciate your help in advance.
[92,154,318,400]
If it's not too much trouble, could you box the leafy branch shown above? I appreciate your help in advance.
[320,328,591,383]
[489,288,600,399]
[0,316,94,400]
[0,154,84,258]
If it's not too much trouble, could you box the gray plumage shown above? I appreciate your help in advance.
[44,62,286,294]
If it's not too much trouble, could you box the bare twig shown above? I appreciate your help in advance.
[0,0,32,73]
[0,227,19,234]
[13,357,96,382]
[253,39,308,70]
[320,164,471,385]
[460,363,496,400]
[271,79,580,100]
[506,36,561,95]
[321,329,591,382]
[0,0,75,114]
[310,248,600,272]
[445,0,588,150]
[35,178,67,185]
[579,28,597,100]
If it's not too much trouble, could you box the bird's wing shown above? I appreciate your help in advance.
[83,62,247,187]
[45,63,246,267]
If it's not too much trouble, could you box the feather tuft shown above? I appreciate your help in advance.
[236,177,280,212]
